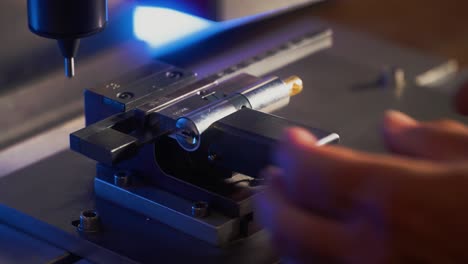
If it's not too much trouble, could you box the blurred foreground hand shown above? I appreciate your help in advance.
[255,84,468,263]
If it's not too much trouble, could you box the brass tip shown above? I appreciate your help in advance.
[285,76,303,96]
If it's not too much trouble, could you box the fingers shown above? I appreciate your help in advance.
[454,81,468,115]
[253,171,349,262]
[273,127,441,213]
[383,110,468,161]
[256,167,391,263]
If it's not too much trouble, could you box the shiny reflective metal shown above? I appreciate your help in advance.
[176,101,238,151]
[64,57,75,78]
[174,75,300,151]
[239,76,291,113]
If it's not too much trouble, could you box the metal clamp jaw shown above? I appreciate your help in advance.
[70,61,338,246]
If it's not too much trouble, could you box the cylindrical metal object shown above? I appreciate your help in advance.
[175,76,301,152]
[114,171,131,187]
[176,101,238,151]
[64,57,75,78]
[191,201,209,218]
[239,76,291,113]
[78,210,100,233]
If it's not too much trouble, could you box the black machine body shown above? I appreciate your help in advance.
[27,0,108,77]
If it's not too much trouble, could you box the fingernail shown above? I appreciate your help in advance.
[281,127,318,146]
[385,110,417,128]
[276,127,316,164]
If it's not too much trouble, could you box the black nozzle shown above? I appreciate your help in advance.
[58,39,80,78]
[27,0,108,78]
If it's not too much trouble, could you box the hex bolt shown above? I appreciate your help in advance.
[114,170,131,187]
[191,201,209,218]
[78,210,100,233]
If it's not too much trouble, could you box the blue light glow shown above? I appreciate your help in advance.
[133,6,267,53]
[133,7,215,48]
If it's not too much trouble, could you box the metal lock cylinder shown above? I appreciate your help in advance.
[175,75,303,151]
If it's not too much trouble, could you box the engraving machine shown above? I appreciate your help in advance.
[1,0,465,263]
[70,61,338,246]
[24,0,338,259]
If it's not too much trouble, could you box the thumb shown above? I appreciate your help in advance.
[383,110,468,161]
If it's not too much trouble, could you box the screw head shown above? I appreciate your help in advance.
[117,92,134,100]
[78,210,100,233]
[191,201,209,218]
[114,171,131,187]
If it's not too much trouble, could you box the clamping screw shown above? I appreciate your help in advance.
[77,210,100,233]
[114,170,132,187]
[191,201,209,218]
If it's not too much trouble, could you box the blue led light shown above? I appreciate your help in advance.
[133,6,215,48]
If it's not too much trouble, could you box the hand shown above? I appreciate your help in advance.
[454,81,468,115]
[254,110,468,263]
